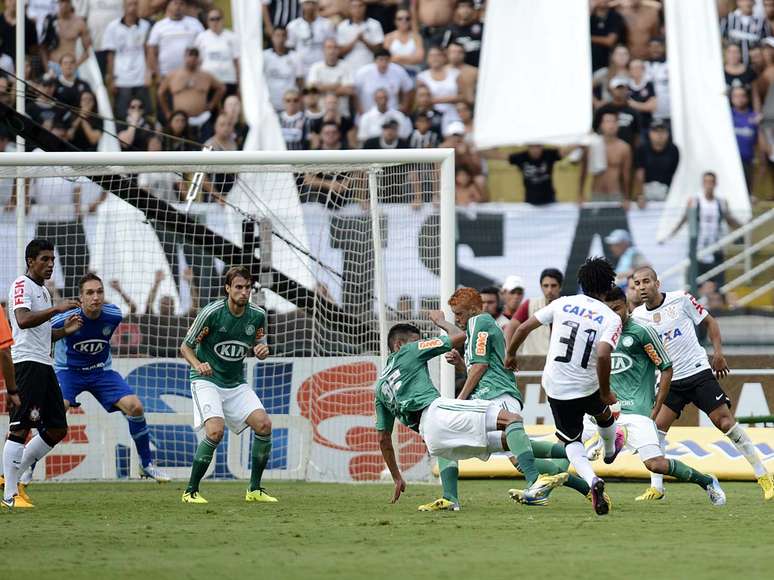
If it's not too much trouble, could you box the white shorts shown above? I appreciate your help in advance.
[486,394,523,414]
[419,397,499,461]
[191,380,265,434]
[582,413,661,461]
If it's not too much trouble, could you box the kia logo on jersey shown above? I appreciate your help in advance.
[214,341,249,361]
[74,339,108,355]
[611,353,633,374]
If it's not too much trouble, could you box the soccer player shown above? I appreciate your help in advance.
[440,287,589,509]
[506,257,624,516]
[2,239,82,510]
[604,287,725,505]
[180,266,273,504]
[50,273,169,482]
[631,266,774,500]
[377,314,567,510]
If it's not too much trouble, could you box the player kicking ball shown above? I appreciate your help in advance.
[376,313,567,511]
[180,267,274,504]
[50,273,169,483]
[506,257,625,516]
[631,267,774,501]
[602,286,725,505]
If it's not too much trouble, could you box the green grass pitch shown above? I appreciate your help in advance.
[5,480,773,580]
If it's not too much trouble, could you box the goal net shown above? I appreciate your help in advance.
[0,150,455,483]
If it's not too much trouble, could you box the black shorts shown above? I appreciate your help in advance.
[548,391,608,444]
[8,361,67,431]
[665,369,731,417]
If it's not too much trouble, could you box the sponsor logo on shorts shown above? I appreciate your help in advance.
[74,339,108,355]
[418,338,443,350]
[214,340,249,361]
[475,332,488,356]
[611,352,633,374]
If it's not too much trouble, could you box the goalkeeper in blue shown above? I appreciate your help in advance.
[51,273,169,482]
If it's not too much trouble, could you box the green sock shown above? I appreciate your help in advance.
[667,459,713,489]
[186,437,218,493]
[505,422,539,486]
[549,443,568,459]
[530,440,555,458]
[249,433,272,491]
[530,458,589,496]
[438,458,459,504]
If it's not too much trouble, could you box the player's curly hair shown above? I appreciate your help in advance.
[387,323,422,351]
[577,257,616,298]
[448,287,483,310]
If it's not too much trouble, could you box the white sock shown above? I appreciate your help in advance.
[726,423,768,478]
[650,430,667,491]
[2,440,24,500]
[566,441,597,487]
[598,422,617,456]
[20,461,37,485]
[18,435,53,475]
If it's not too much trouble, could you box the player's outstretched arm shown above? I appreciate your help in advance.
[378,429,405,503]
[180,342,213,377]
[428,310,465,349]
[505,315,541,369]
[596,341,616,405]
[701,314,729,379]
[0,347,19,411]
[15,298,79,329]
[458,364,487,401]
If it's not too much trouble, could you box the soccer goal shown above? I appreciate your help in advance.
[0,150,455,483]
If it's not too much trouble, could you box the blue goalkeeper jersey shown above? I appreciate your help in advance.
[52,304,123,372]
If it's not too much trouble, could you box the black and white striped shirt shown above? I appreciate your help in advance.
[409,129,439,149]
[264,0,301,29]
[720,9,771,64]
[279,110,307,150]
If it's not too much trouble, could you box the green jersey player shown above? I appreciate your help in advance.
[604,287,725,505]
[180,267,274,504]
[376,311,567,511]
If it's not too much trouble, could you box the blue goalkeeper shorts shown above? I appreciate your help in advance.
[57,369,134,412]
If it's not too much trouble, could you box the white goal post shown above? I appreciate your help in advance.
[0,149,455,483]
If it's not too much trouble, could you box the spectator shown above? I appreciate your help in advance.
[299,161,353,209]
[103,0,152,121]
[592,44,630,107]
[645,36,670,122]
[75,0,123,73]
[68,90,103,151]
[724,42,760,112]
[141,269,199,358]
[27,75,62,129]
[286,0,335,77]
[364,1,398,35]
[158,47,225,137]
[417,46,461,125]
[627,58,657,133]
[195,7,240,97]
[720,0,770,65]
[118,97,154,151]
[0,75,12,108]
[383,8,424,77]
[357,87,412,143]
[411,0,454,48]
[455,100,476,143]
[263,26,303,112]
[634,121,679,205]
[138,135,182,200]
[222,94,248,150]
[28,0,58,42]
[202,114,238,201]
[302,86,324,134]
[411,84,443,137]
[262,0,301,36]
[363,117,408,150]
[594,77,641,147]
[318,0,346,25]
[396,294,414,320]
[337,0,384,73]
[664,171,740,286]
[54,53,92,108]
[42,0,92,71]
[0,1,40,67]
[317,120,346,150]
[29,164,90,298]
[442,120,485,192]
[590,0,626,72]
[583,111,632,206]
[479,286,507,327]
[766,0,774,33]
[279,88,308,150]
[308,93,355,148]
[203,113,237,153]
[730,85,759,192]
[147,0,204,81]
[441,0,482,67]
[354,47,413,114]
[499,275,525,321]
[408,111,439,148]
[618,0,661,60]
[697,279,719,307]
[307,38,355,117]
[507,268,564,354]
[487,145,567,206]
[446,42,476,106]
[162,110,197,151]
[454,166,482,206]
[604,229,648,287]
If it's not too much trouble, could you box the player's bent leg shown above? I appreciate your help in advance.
[650,405,679,494]
[591,405,623,464]
[183,417,224,504]
[115,395,169,482]
[244,409,277,503]
[713,407,773,499]
[2,431,31,508]
[419,457,461,512]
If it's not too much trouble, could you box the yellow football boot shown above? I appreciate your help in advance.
[757,474,774,501]
[417,498,460,511]
[245,488,278,503]
[181,491,208,504]
[635,487,665,501]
